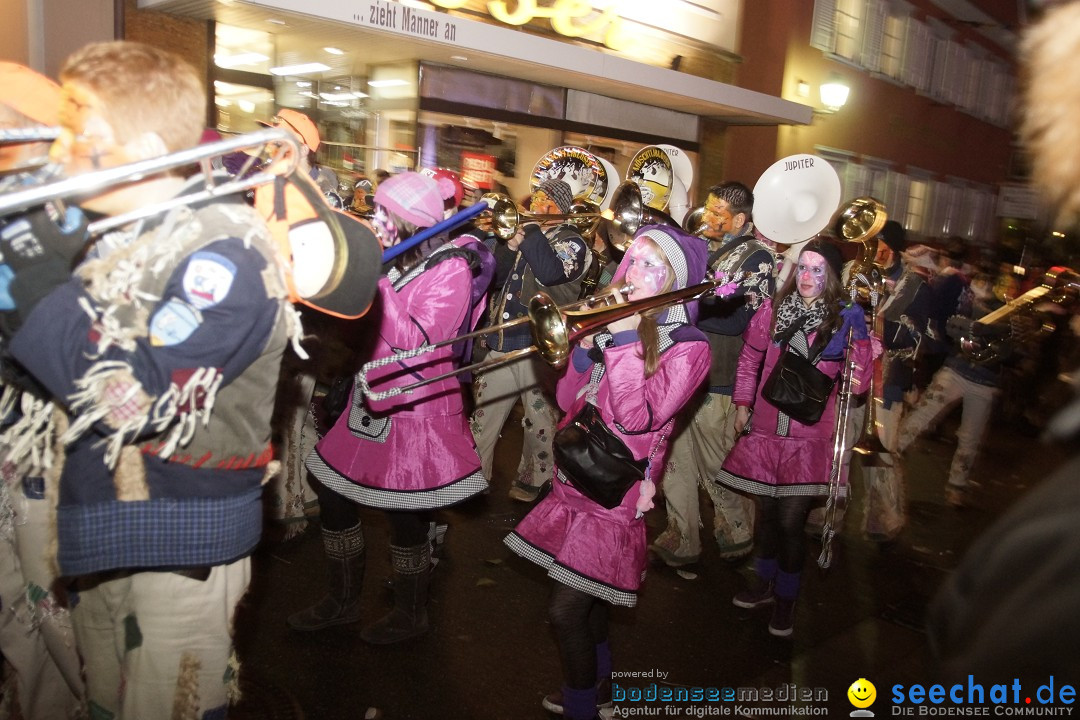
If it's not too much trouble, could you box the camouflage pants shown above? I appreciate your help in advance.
[470,350,559,490]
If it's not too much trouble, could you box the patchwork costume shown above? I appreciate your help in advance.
[6,188,294,720]
[655,224,778,564]
[471,220,589,500]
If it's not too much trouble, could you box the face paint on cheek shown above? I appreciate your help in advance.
[626,245,670,297]
[372,205,399,248]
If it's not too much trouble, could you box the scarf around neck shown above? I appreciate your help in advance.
[773,293,830,343]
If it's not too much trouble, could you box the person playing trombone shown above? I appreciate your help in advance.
[295,171,493,643]
[505,224,710,720]
[716,238,874,638]
[0,41,302,718]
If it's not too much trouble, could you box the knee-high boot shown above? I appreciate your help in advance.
[287,521,365,631]
[361,542,431,644]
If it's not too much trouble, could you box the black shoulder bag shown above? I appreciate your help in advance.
[553,403,648,509]
[761,322,837,425]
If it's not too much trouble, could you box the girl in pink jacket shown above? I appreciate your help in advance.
[506,226,711,720]
[717,238,873,638]
[293,172,493,643]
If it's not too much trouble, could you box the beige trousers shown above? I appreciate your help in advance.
[470,349,560,490]
[659,392,754,558]
[72,558,250,720]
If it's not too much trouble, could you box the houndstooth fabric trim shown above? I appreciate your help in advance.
[307,450,488,510]
[323,522,365,559]
[715,467,847,499]
[503,533,638,607]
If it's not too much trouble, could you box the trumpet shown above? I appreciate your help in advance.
[0,127,301,235]
[360,273,743,401]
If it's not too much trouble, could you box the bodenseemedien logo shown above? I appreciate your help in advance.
[848,678,877,717]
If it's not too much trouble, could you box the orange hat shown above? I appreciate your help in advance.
[258,108,320,152]
[0,62,61,126]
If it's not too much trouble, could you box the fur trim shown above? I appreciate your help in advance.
[1021,3,1080,223]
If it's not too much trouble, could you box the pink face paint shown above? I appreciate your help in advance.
[371,204,399,249]
[624,240,671,300]
[796,251,828,302]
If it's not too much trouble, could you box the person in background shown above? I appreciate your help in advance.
[470,178,590,502]
[2,41,297,718]
[505,225,710,720]
[846,221,934,542]
[294,172,492,643]
[257,108,338,196]
[716,238,873,638]
[896,271,1005,508]
[0,60,86,720]
[652,181,777,566]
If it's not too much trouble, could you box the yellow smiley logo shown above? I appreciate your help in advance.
[848,678,876,709]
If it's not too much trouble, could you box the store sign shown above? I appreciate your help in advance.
[462,151,497,189]
[430,0,627,51]
[425,0,736,54]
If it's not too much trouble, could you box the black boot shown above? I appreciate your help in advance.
[288,522,365,631]
[361,542,431,644]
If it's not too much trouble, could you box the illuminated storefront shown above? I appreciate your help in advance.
[137,0,809,205]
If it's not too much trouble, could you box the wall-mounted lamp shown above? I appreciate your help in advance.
[819,76,850,113]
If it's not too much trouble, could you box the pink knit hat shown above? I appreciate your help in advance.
[373,172,444,229]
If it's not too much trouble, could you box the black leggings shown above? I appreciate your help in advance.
[548,582,609,690]
[311,474,430,546]
[755,495,815,574]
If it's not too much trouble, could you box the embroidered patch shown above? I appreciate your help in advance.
[149,299,202,346]
[182,251,237,309]
[551,238,583,277]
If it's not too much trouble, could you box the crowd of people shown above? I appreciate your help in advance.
[0,25,1078,720]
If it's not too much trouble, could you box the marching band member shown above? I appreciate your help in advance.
[855,221,933,540]
[471,178,591,503]
[2,42,299,718]
[716,239,873,638]
[652,181,778,567]
[505,225,710,720]
[295,172,493,644]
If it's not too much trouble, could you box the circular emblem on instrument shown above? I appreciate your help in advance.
[532,146,606,205]
[626,146,674,212]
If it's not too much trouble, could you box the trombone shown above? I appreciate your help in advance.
[360,272,745,401]
[0,127,302,235]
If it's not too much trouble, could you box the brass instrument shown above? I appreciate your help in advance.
[818,324,857,570]
[480,192,604,241]
[681,206,706,237]
[953,265,1079,364]
[359,274,740,401]
[833,197,889,460]
[0,127,302,235]
[601,180,684,252]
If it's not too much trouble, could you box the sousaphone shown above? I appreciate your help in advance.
[752,154,842,247]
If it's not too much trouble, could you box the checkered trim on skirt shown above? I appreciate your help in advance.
[503,532,640,608]
[307,451,488,510]
[714,467,847,499]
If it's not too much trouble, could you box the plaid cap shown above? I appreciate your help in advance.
[536,179,574,214]
[0,62,61,125]
[374,172,444,229]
